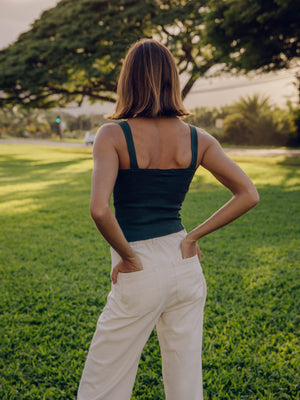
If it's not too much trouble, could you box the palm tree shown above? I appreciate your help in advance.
[222,94,283,145]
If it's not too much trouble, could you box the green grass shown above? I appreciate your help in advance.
[0,144,299,399]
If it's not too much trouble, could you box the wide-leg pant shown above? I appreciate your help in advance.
[77,230,207,400]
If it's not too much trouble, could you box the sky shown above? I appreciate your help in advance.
[0,0,298,115]
[0,0,59,49]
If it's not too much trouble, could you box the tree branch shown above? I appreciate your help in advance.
[181,61,214,99]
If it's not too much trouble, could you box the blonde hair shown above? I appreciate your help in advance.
[107,39,190,119]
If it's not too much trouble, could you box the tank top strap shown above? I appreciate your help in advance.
[189,125,198,169]
[118,121,139,169]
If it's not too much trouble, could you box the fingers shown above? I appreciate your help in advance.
[111,257,143,284]
[197,245,202,261]
[181,237,202,260]
[180,237,197,259]
[111,266,118,284]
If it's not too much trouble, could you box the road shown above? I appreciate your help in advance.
[1,138,300,157]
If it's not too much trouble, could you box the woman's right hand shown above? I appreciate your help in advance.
[180,236,201,260]
[111,255,143,284]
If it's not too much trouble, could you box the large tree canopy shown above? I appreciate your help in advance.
[0,0,213,108]
[206,0,300,72]
[0,0,299,109]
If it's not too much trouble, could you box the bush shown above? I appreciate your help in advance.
[0,107,109,139]
[185,107,224,139]
[1,97,298,146]
[186,107,217,127]
[221,94,295,146]
[0,106,52,138]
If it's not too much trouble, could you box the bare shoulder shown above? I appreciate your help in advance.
[194,126,221,164]
[195,127,218,147]
[93,123,123,151]
[95,123,121,142]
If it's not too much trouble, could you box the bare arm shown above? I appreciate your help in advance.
[90,124,142,283]
[181,134,259,258]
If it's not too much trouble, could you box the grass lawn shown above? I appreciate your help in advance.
[0,144,299,399]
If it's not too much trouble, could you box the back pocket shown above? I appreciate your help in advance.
[173,255,206,303]
[116,269,161,316]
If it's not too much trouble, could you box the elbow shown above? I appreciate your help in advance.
[235,185,259,210]
[254,189,260,205]
[247,186,260,208]
[90,204,111,223]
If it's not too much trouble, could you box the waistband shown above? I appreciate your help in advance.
[110,229,187,270]
[128,229,187,246]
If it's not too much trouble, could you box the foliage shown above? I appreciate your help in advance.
[2,0,298,110]
[0,106,108,139]
[1,93,298,146]
[0,106,53,138]
[186,106,220,129]
[185,106,223,139]
[2,95,297,146]
[0,0,214,108]
[221,94,295,146]
[66,113,107,132]
[290,108,300,146]
[206,0,300,72]
[0,144,299,399]
[185,96,298,147]
[288,72,300,146]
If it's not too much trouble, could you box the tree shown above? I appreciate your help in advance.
[0,0,214,108]
[2,0,298,111]
[206,0,300,72]
[206,0,300,145]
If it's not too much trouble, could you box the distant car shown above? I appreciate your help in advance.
[84,131,96,146]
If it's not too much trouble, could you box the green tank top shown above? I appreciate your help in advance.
[113,121,198,242]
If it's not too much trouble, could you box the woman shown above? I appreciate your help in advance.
[78,39,259,400]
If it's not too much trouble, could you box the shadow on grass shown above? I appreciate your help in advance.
[0,152,92,180]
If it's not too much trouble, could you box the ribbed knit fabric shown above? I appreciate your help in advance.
[113,121,198,242]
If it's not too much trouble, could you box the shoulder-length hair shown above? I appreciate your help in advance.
[107,39,190,119]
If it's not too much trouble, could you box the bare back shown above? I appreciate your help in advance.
[114,117,203,170]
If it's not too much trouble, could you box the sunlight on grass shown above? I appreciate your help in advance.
[0,198,43,214]
[0,145,93,215]
[0,143,92,160]
[0,179,66,196]
[195,155,300,188]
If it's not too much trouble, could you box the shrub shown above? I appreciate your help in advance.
[186,107,224,139]
[0,106,52,138]
[221,94,294,146]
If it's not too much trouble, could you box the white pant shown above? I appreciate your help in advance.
[78,230,206,400]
